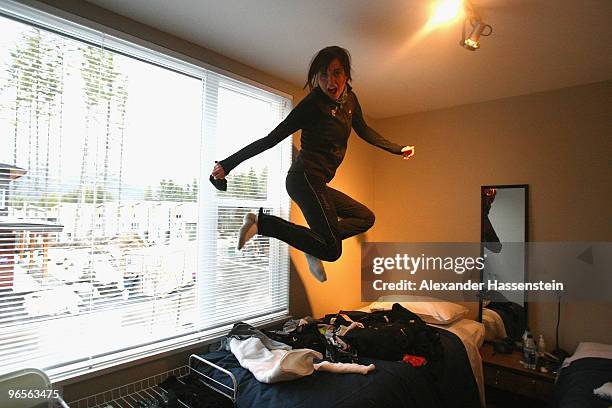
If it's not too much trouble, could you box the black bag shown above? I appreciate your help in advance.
[342,303,443,361]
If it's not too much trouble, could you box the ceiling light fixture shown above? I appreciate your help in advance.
[460,1,493,51]
[430,0,464,26]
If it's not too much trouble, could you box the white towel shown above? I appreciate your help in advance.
[229,337,322,383]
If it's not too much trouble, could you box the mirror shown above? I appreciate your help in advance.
[478,184,528,342]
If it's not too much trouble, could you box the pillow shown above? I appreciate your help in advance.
[562,342,612,368]
[594,382,612,402]
[368,296,468,325]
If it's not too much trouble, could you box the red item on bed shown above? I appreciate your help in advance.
[402,354,427,367]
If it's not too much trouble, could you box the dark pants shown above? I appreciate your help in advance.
[258,171,375,261]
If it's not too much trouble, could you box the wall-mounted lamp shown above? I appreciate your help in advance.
[461,1,493,51]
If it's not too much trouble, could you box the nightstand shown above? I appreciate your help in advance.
[481,342,556,407]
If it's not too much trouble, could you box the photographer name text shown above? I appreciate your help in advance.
[371,279,564,292]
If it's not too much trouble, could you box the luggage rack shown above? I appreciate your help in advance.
[68,354,237,408]
[90,382,181,408]
[189,354,237,403]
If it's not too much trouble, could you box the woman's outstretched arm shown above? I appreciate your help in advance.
[215,97,315,177]
[351,92,407,155]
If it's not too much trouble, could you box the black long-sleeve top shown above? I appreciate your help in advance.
[218,85,404,183]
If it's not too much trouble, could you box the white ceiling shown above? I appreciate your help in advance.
[85,0,612,119]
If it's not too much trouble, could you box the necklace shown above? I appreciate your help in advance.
[335,86,348,105]
[331,87,348,117]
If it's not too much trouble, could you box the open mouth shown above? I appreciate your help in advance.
[327,87,338,96]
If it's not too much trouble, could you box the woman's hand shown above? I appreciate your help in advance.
[401,145,415,160]
[211,162,226,179]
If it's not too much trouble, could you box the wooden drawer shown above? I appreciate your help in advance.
[484,365,551,400]
[481,344,556,402]
[484,365,535,397]
[535,377,555,399]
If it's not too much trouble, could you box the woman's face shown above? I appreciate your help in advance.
[317,58,347,101]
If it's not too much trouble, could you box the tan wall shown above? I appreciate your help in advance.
[370,81,612,352]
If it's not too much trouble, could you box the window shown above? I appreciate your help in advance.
[0,1,292,381]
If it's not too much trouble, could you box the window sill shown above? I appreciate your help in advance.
[53,311,290,387]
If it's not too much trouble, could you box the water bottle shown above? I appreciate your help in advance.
[524,334,537,370]
[522,327,531,345]
[537,334,546,357]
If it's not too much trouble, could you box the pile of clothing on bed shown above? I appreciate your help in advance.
[218,303,443,384]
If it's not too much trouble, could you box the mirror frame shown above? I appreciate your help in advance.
[478,184,529,324]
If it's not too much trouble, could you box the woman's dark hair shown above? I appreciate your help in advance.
[304,46,352,90]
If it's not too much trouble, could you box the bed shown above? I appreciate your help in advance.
[190,303,485,408]
[553,342,612,408]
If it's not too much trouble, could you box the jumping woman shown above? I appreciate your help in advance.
[210,46,414,282]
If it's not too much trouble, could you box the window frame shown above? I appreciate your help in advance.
[0,0,293,383]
